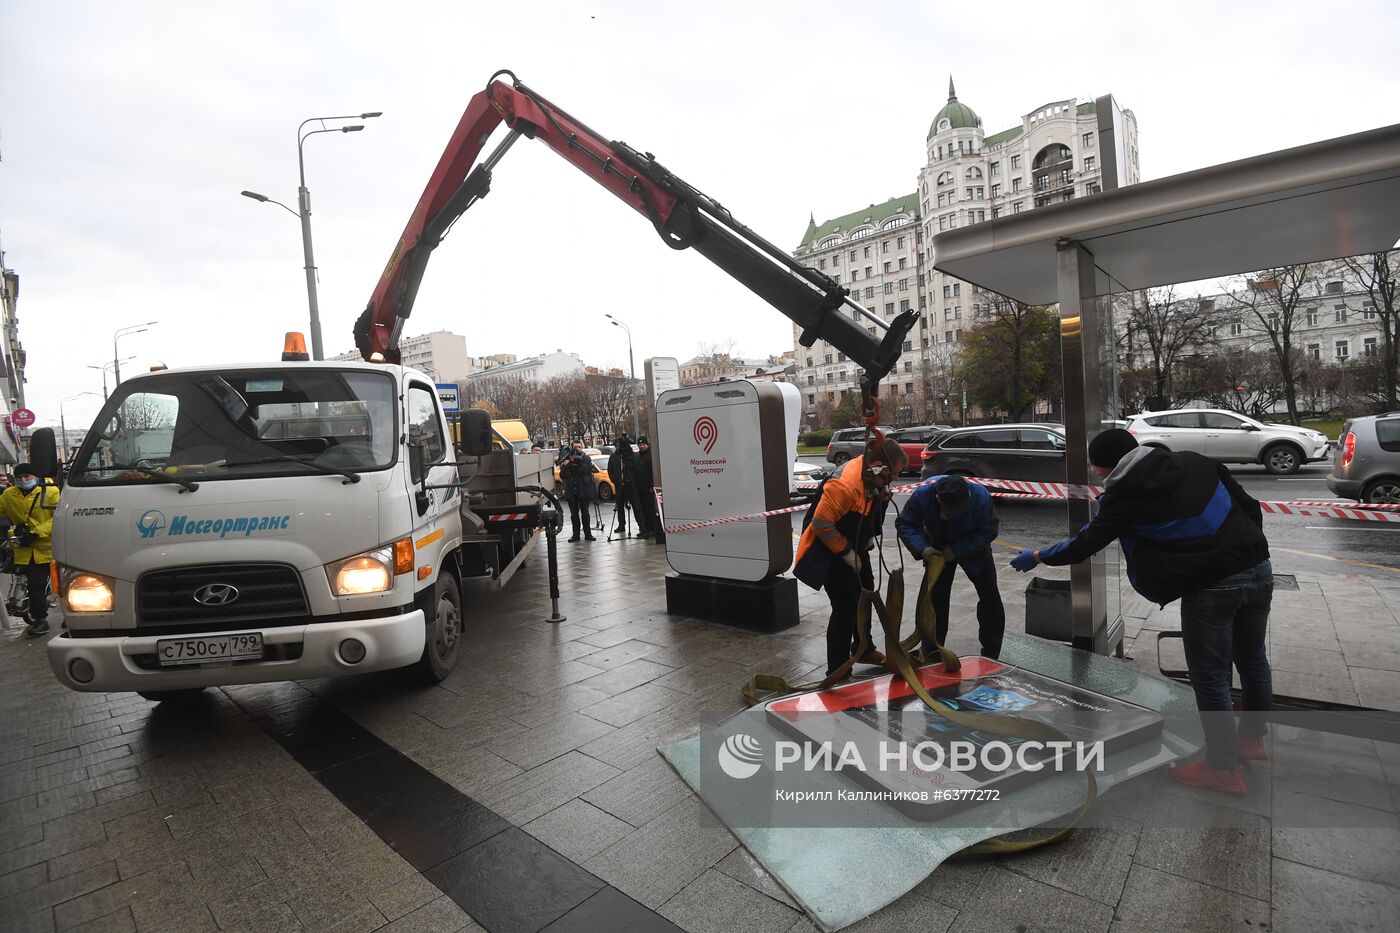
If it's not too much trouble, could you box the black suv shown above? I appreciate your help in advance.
[919,424,1068,482]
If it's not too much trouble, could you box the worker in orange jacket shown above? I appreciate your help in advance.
[793,437,907,674]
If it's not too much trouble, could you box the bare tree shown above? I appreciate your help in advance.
[1120,287,1223,408]
[1341,249,1400,411]
[1187,349,1287,419]
[1228,264,1314,424]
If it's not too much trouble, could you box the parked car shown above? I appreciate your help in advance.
[919,424,1068,482]
[1126,408,1329,474]
[825,425,894,465]
[792,460,826,488]
[1328,413,1400,503]
[888,425,953,474]
[553,454,617,500]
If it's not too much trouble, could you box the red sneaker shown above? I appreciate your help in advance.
[1238,737,1268,761]
[1169,758,1247,795]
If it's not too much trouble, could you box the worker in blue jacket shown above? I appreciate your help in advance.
[896,475,1004,659]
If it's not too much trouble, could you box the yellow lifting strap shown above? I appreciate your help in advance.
[743,558,1095,854]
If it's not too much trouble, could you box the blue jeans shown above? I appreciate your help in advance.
[1178,560,1273,770]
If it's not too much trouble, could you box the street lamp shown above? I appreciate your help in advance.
[59,392,97,464]
[243,112,381,363]
[113,322,156,386]
[604,314,640,438]
[87,358,133,400]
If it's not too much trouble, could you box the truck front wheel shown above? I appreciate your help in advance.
[413,574,462,683]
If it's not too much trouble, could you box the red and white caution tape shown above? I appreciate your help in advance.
[658,475,1400,534]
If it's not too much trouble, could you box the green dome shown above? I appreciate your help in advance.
[927,77,981,138]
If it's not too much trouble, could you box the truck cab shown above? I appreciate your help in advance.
[46,356,548,699]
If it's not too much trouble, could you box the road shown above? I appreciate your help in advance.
[795,456,1400,580]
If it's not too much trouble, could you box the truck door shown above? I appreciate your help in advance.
[405,382,458,582]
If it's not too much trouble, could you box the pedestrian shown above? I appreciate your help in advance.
[558,440,597,542]
[630,436,657,538]
[793,437,908,675]
[1,463,61,638]
[607,434,634,535]
[896,474,1004,659]
[1009,428,1272,795]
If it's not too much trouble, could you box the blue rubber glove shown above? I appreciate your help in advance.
[1010,549,1039,572]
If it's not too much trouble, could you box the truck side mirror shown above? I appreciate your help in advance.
[457,408,493,456]
[30,427,59,480]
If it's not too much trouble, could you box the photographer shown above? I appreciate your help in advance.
[2,463,61,638]
[558,440,597,542]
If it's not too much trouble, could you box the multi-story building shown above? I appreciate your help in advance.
[471,353,517,373]
[0,239,25,465]
[466,350,585,389]
[679,354,794,385]
[792,79,1139,422]
[330,330,469,382]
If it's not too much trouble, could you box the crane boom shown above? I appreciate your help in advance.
[355,70,915,391]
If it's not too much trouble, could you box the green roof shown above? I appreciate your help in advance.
[927,100,981,138]
[1077,101,1097,115]
[799,193,919,250]
[982,125,1023,148]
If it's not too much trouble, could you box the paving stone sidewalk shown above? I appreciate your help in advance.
[2,537,1398,932]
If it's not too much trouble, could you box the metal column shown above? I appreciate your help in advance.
[1055,239,1121,654]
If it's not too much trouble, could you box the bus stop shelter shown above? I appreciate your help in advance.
[931,121,1400,654]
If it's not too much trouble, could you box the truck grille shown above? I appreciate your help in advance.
[136,564,309,628]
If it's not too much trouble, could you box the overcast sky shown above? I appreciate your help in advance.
[3,0,1397,432]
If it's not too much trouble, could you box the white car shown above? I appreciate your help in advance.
[792,460,825,489]
[1126,409,1330,474]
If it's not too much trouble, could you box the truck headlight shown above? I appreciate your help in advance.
[62,569,115,613]
[328,547,393,595]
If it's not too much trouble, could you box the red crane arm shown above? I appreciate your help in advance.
[354,70,914,390]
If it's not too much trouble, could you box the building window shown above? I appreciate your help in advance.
[954,306,962,319]
[919,295,926,309]
[921,336,929,348]
[1364,337,1378,356]
[1012,177,1022,193]
[944,330,954,343]
[824,353,833,364]
[990,183,1001,198]
[899,278,909,291]
[1335,340,1350,360]
[898,257,907,270]
[1363,300,1377,320]
[818,259,825,269]
[850,269,858,282]
[900,298,911,312]
[1013,201,1024,213]
[837,352,847,362]
[850,250,857,261]
[944,308,953,321]
[943,284,952,299]
[953,284,960,296]
[1230,322,1243,336]
[901,341,912,352]
[805,356,812,367]
[1084,156,1096,173]
[865,266,873,278]
[1083,131,1095,148]
[1335,304,1347,323]
[990,161,1000,176]
[806,375,815,385]
[1307,343,1321,360]
[808,394,815,405]
[1061,191,1073,202]
[881,240,890,254]
[903,361,913,373]
[905,382,914,394]
[863,245,871,258]
[1086,183,1101,195]
[825,372,834,382]
[831,254,840,265]
[862,287,872,299]
[885,302,895,316]
[1325,280,1343,294]
[1306,308,1319,326]
[1010,155,1021,170]
[880,262,889,274]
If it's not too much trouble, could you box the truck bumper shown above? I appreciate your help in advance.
[47,610,426,693]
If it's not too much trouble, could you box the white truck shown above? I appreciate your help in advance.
[46,351,552,700]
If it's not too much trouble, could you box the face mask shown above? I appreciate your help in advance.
[17,480,37,492]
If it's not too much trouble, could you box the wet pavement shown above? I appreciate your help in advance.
[2,524,1399,932]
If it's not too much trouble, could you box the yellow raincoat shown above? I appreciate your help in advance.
[1,480,61,565]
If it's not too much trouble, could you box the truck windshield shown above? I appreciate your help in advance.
[68,369,397,486]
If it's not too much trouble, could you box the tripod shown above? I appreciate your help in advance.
[606,487,633,542]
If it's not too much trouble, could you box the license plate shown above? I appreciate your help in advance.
[156,632,263,666]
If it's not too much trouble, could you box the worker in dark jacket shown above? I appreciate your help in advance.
[1011,429,1272,795]
[630,436,657,538]
[607,435,634,535]
[558,440,597,542]
[794,438,907,675]
[896,475,1004,658]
